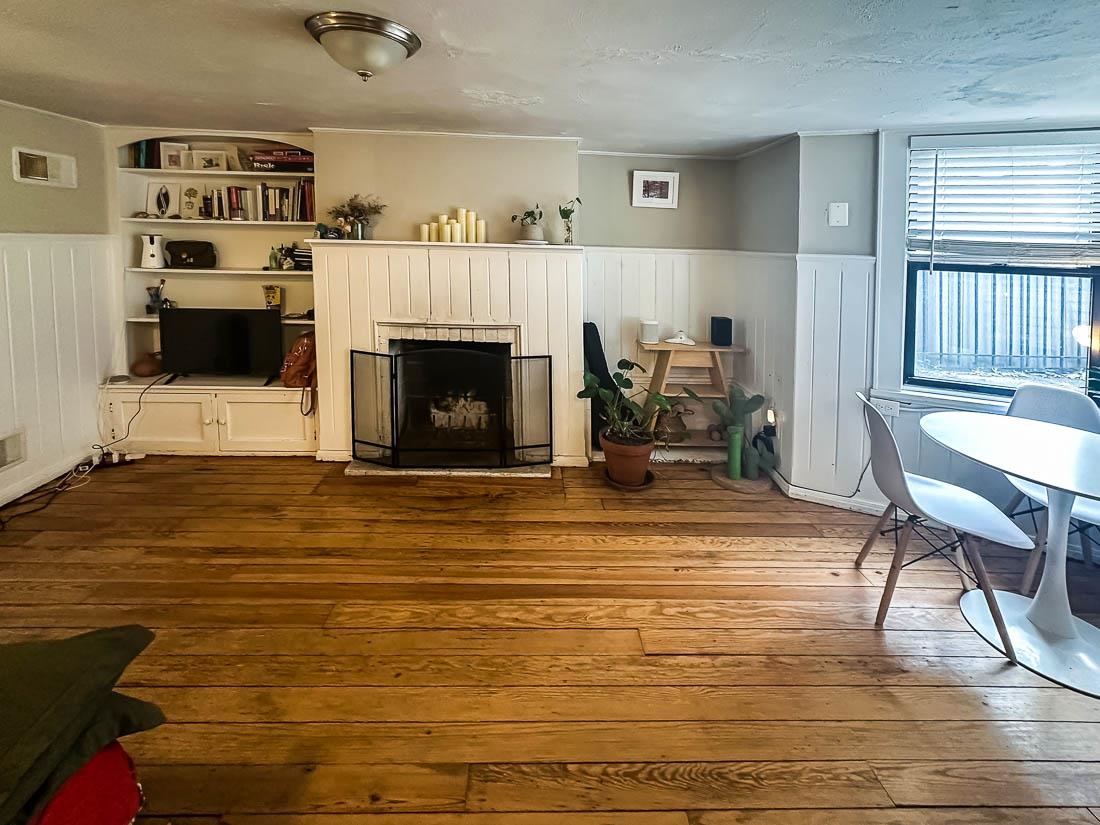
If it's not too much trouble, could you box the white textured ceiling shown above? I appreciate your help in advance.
[1,0,1098,155]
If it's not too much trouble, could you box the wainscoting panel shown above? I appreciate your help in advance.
[0,234,116,505]
[788,254,877,502]
[583,248,797,469]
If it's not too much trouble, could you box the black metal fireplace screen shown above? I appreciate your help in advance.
[351,343,552,468]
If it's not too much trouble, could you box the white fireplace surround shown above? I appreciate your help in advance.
[308,240,588,466]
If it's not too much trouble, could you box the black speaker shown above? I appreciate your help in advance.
[710,315,733,347]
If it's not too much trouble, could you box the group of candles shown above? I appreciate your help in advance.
[418,208,487,244]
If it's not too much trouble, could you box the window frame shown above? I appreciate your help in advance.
[903,260,1100,399]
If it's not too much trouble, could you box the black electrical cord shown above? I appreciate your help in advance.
[0,467,88,531]
[91,373,169,460]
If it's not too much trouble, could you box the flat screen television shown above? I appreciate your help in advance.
[159,307,284,379]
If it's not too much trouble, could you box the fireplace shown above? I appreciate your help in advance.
[351,339,552,468]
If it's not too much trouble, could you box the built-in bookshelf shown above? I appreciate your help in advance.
[115,133,317,384]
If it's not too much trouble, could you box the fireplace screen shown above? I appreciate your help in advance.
[351,342,552,468]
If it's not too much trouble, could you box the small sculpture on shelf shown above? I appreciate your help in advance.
[328,194,386,240]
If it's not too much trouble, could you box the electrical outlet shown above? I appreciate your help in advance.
[870,397,901,417]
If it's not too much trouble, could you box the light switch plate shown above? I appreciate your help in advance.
[828,202,849,227]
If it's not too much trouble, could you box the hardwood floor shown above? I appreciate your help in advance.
[2,456,1100,824]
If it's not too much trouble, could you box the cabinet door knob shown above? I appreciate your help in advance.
[203,417,214,425]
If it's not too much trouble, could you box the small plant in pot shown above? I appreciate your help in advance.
[578,359,673,488]
[329,194,386,240]
[685,385,766,480]
[511,204,544,242]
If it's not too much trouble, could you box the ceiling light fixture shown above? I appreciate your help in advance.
[305,11,421,81]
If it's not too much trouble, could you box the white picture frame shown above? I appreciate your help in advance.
[631,170,679,209]
[159,142,190,170]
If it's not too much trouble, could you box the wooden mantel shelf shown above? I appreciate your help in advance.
[306,239,583,251]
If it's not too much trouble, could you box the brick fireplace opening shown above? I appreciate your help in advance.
[351,337,552,469]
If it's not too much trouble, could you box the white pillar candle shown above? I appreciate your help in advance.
[457,208,467,226]
[441,223,452,243]
[429,222,439,242]
[452,221,464,243]
[466,210,477,245]
[475,219,486,244]
[437,213,449,227]
[419,223,430,242]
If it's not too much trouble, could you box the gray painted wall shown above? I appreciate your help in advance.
[797,134,877,256]
[579,154,737,249]
[728,137,801,253]
[0,102,108,234]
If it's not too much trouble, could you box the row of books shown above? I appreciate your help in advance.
[128,140,163,169]
[204,180,315,222]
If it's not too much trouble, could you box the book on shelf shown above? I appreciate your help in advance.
[199,179,313,222]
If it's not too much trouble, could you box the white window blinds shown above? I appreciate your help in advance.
[907,140,1100,266]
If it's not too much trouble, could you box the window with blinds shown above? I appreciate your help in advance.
[904,133,1100,398]
[907,142,1100,266]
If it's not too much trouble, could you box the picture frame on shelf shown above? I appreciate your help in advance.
[180,184,202,219]
[159,142,190,170]
[145,182,181,218]
[631,170,679,209]
[190,150,228,172]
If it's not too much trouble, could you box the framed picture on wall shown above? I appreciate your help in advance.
[631,170,679,209]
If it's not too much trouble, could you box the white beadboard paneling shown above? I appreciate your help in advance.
[308,241,587,465]
[581,247,796,468]
[0,235,116,506]
[788,254,877,501]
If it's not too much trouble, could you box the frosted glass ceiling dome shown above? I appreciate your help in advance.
[305,11,422,81]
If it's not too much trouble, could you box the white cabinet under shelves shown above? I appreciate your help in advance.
[101,384,317,455]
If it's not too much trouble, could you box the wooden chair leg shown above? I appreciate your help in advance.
[1079,522,1095,567]
[951,530,975,592]
[875,517,914,627]
[856,504,896,568]
[1020,511,1047,595]
[961,535,1017,664]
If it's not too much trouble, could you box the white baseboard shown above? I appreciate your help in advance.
[0,452,84,508]
[316,450,352,462]
[770,470,886,516]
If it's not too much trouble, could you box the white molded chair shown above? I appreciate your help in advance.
[854,393,1033,662]
[1004,384,1100,594]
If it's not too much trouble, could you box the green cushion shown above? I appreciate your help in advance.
[0,626,160,824]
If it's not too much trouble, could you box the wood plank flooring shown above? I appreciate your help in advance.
[2,456,1100,824]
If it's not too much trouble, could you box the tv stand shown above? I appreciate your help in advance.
[98,380,317,455]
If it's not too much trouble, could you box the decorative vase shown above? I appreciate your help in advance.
[520,224,544,242]
[140,234,166,269]
[599,431,655,488]
[726,425,744,480]
[145,285,163,314]
[351,221,373,240]
[563,219,574,245]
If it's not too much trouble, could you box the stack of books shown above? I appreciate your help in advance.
[204,179,315,222]
[249,150,315,173]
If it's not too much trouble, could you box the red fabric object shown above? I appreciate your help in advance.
[27,741,142,825]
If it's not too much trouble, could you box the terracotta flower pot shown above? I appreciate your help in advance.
[599,431,655,488]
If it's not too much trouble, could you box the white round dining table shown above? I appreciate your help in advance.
[921,410,1100,696]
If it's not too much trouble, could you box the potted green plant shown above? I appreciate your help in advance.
[577,359,672,487]
[329,194,386,240]
[558,197,581,244]
[685,385,766,480]
[511,204,544,242]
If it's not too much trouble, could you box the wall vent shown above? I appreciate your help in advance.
[11,147,77,188]
[0,430,27,471]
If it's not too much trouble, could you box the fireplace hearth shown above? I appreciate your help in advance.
[351,339,552,468]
